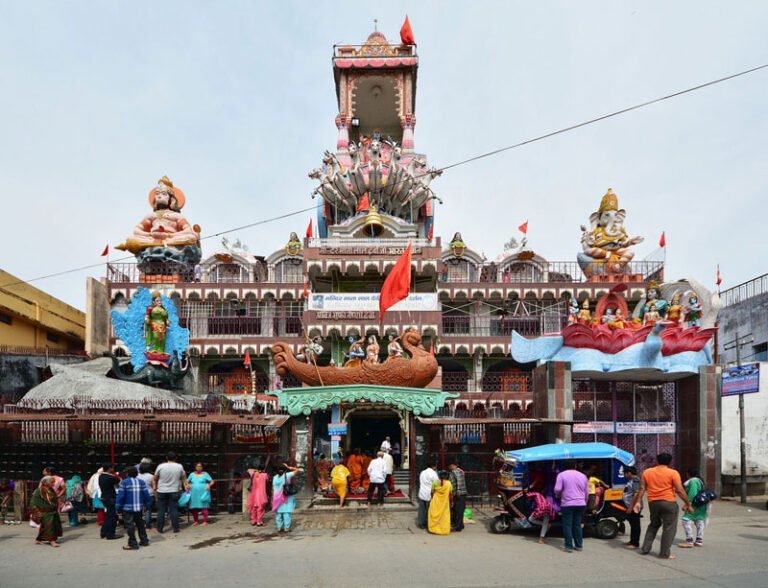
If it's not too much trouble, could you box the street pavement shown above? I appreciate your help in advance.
[1,498,767,588]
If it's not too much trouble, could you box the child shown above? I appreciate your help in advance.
[679,468,709,547]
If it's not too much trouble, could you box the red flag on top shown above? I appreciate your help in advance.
[518,220,528,235]
[659,231,666,248]
[427,222,434,241]
[101,244,109,257]
[400,15,415,45]
[243,350,252,368]
[716,264,722,286]
[306,219,313,239]
[379,243,412,326]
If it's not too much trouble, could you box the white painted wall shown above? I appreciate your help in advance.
[721,362,768,476]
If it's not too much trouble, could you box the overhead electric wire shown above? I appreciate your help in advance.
[2,61,766,291]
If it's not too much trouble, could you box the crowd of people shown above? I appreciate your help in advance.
[313,436,400,508]
[23,452,217,549]
[520,452,712,557]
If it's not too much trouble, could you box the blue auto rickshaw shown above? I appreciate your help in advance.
[492,442,635,539]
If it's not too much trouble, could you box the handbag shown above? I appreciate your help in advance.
[282,474,298,497]
[60,501,74,513]
[692,479,716,507]
[178,491,191,507]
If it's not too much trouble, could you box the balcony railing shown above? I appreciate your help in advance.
[721,273,768,307]
[0,345,87,358]
[482,372,533,393]
[439,260,664,284]
[188,316,303,338]
[106,263,301,285]
[441,315,566,337]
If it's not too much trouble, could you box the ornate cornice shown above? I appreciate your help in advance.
[269,384,458,416]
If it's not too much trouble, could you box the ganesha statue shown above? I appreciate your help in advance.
[116,176,202,273]
[577,189,643,278]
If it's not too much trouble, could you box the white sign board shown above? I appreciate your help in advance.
[309,292,438,312]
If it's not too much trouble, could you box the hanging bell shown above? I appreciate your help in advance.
[363,205,385,237]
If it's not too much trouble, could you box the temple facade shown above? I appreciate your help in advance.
[1,27,722,503]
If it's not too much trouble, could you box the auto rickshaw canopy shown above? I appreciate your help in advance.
[504,442,635,466]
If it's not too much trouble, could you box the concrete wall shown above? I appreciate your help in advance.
[721,361,768,494]
[0,268,85,348]
[85,277,110,356]
[718,292,768,363]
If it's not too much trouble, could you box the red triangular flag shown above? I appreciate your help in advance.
[243,350,251,368]
[429,339,435,356]
[101,244,109,257]
[716,264,722,286]
[303,280,309,299]
[357,194,370,213]
[306,218,313,239]
[379,243,412,325]
[400,15,415,45]
[659,231,666,248]
[427,222,434,241]
[518,220,528,235]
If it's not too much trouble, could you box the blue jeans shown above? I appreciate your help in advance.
[561,505,586,550]
[156,492,180,533]
[276,511,292,530]
[144,495,154,528]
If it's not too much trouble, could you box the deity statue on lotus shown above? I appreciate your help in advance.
[577,189,644,278]
[116,176,202,272]
[145,290,170,358]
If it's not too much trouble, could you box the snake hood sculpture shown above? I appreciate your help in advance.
[271,329,438,388]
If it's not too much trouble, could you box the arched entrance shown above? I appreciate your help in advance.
[344,406,404,466]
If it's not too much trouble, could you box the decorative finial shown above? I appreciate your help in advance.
[374,18,378,32]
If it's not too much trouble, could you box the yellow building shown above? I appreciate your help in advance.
[0,269,85,352]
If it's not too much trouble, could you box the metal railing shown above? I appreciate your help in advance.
[333,43,417,58]
[721,273,768,307]
[481,372,533,393]
[441,315,565,337]
[0,345,88,357]
[106,263,297,285]
[439,260,664,284]
[187,316,303,338]
[307,237,433,248]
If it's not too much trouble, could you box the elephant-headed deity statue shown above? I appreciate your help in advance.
[577,189,644,278]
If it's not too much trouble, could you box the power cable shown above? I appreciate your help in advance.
[2,61,766,291]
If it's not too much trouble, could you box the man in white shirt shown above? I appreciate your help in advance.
[380,436,392,453]
[367,452,388,507]
[382,450,395,494]
[153,452,186,534]
[417,464,439,529]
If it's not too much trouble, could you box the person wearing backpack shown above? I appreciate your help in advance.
[271,463,301,533]
[679,468,710,548]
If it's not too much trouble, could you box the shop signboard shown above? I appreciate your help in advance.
[722,363,760,397]
[328,422,347,436]
[309,292,438,312]
[574,421,676,434]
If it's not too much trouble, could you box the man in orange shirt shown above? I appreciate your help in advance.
[630,453,693,560]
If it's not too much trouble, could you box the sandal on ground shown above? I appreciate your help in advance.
[678,543,694,548]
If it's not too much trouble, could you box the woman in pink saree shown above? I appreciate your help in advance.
[246,465,269,527]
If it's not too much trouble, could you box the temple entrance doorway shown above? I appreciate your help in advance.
[347,409,402,465]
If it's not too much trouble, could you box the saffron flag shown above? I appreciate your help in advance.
[716,264,722,286]
[659,231,666,248]
[379,243,412,325]
[518,220,528,235]
[243,350,251,368]
[357,193,370,213]
[306,219,313,239]
[400,15,415,45]
[101,244,109,257]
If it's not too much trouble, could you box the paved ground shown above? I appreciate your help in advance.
[1,498,767,588]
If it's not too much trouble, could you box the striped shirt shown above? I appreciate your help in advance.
[449,467,468,496]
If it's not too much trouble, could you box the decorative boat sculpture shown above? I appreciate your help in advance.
[271,329,438,388]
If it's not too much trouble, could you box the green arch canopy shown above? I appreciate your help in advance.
[269,384,459,416]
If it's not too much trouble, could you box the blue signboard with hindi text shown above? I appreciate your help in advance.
[722,363,760,396]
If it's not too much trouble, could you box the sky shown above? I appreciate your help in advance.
[1,1,766,310]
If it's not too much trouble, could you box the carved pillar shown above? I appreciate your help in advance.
[335,114,352,152]
[473,348,484,394]
[401,114,416,152]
